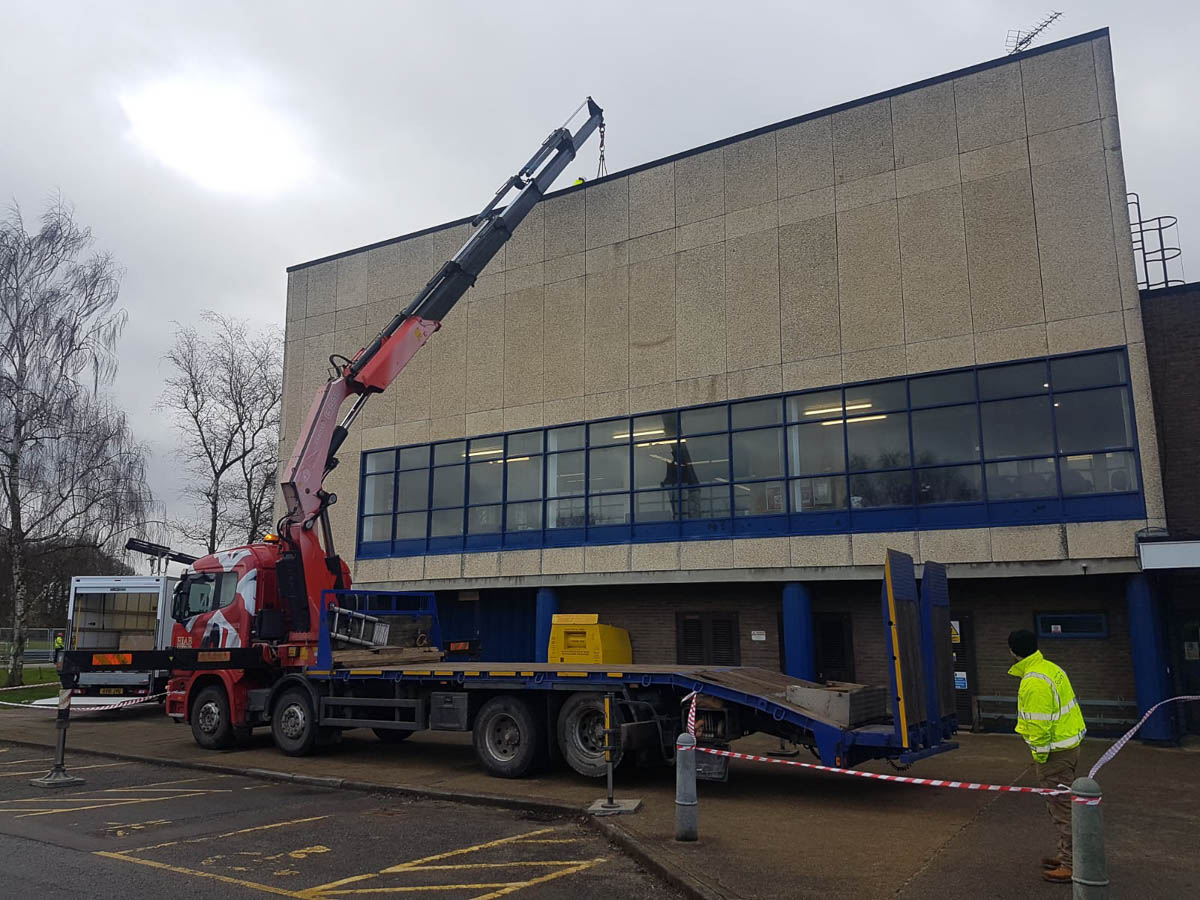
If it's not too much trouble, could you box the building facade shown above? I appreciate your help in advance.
[282,29,1180,733]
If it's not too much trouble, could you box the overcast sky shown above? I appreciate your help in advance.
[2,1,1196,553]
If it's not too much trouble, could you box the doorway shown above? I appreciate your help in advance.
[814,612,855,683]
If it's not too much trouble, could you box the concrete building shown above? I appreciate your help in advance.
[282,28,1182,735]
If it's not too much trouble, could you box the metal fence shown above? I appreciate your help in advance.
[0,627,55,663]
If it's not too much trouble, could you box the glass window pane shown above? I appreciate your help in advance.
[787,389,844,422]
[788,422,845,475]
[434,441,466,465]
[634,490,678,522]
[731,398,782,429]
[681,405,727,434]
[979,361,1048,399]
[430,508,464,537]
[632,412,679,440]
[546,497,586,528]
[912,405,980,465]
[589,445,629,493]
[985,458,1056,500]
[505,456,542,501]
[467,436,503,460]
[469,460,503,504]
[849,471,913,508]
[734,480,786,516]
[361,515,392,542]
[589,419,629,446]
[791,476,848,512]
[397,446,430,470]
[844,379,906,413]
[1051,351,1127,391]
[507,431,543,456]
[1061,451,1139,495]
[1055,387,1133,453]
[916,465,983,504]
[365,450,395,474]
[634,439,679,489]
[732,428,784,480]
[547,425,584,451]
[910,371,975,406]
[468,504,502,534]
[546,451,585,497]
[680,484,731,519]
[981,397,1053,458]
[588,493,629,526]
[431,465,465,507]
[505,500,542,531]
[394,512,426,540]
[846,412,910,471]
[677,434,730,484]
[396,470,429,512]
[362,473,394,515]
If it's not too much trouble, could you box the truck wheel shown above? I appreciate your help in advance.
[557,692,623,778]
[373,728,411,743]
[272,687,319,756]
[191,685,235,750]
[473,696,544,778]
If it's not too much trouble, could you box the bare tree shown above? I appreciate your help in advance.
[160,312,283,553]
[0,199,153,685]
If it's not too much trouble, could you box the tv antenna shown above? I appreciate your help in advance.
[1006,11,1064,55]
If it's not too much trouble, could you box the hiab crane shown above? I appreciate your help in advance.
[62,100,960,780]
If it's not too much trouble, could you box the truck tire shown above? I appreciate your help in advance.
[557,692,623,778]
[272,686,319,756]
[191,684,235,750]
[373,728,411,743]
[473,696,544,778]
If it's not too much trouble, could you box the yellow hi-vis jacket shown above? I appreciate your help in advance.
[1009,650,1086,763]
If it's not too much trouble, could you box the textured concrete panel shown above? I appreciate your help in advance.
[629,163,675,238]
[506,204,544,270]
[542,546,584,575]
[545,251,585,285]
[833,98,894,183]
[837,201,903,352]
[990,524,1066,561]
[631,541,680,572]
[675,216,725,252]
[1021,42,1100,136]
[843,345,906,383]
[584,266,630,394]
[962,168,1044,332]
[585,176,629,250]
[334,305,367,332]
[782,355,841,392]
[585,544,631,573]
[428,304,467,416]
[1033,151,1121,321]
[287,269,307,321]
[1066,520,1142,559]
[958,139,1030,184]
[474,272,504,300]
[1092,36,1118,119]
[728,364,782,400]
[585,241,629,275]
[974,323,1047,365]
[780,216,839,363]
[504,285,547,408]
[361,424,396,450]
[429,415,466,442]
[899,184,971,341]
[628,228,676,264]
[499,549,541,577]
[895,155,960,199]
[733,537,790,569]
[354,558,389,583]
[389,556,426,582]
[680,539,734,570]
[502,402,544,432]
[543,190,585,260]
[465,407,503,437]
[1123,305,1144,345]
[306,261,337,317]
[674,148,724,226]
[586,389,630,419]
[917,528,991,564]
[724,132,777,212]
[395,419,431,445]
[777,116,834,198]
[336,253,367,310]
[505,261,544,294]
[424,554,463,580]
[463,552,501,578]
[628,255,676,388]
[543,396,586,426]
[790,534,851,567]
[1103,143,1141,311]
[1029,120,1103,167]
[835,171,896,212]
[726,229,781,370]
[1046,312,1124,355]
[675,243,727,379]
[725,201,778,240]
[891,82,958,169]
[629,380,676,414]
[542,277,585,401]
[953,63,1026,152]
[1127,342,1165,523]
[358,378,397,430]
[851,531,917,567]
[464,296,505,413]
[305,312,335,337]
[778,186,835,225]
[676,374,727,408]
[906,334,975,374]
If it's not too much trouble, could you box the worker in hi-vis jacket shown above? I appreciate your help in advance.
[1008,628,1087,884]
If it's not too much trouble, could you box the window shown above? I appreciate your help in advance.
[176,572,238,619]
[1035,612,1108,639]
[358,349,1144,558]
[676,612,740,665]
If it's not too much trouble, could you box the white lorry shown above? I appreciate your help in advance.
[66,575,176,699]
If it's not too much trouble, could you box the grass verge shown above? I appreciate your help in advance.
[0,684,59,704]
[0,666,61,688]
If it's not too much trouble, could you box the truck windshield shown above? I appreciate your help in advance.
[174,572,238,620]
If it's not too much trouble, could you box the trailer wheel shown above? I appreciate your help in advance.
[191,684,235,750]
[373,728,411,744]
[557,692,623,778]
[473,696,544,778]
[272,686,319,756]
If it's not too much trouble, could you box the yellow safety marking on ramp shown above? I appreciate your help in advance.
[556,672,587,678]
[95,851,309,898]
[350,670,382,676]
[0,762,123,778]
[488,671,516,677]
[127,815,330,853]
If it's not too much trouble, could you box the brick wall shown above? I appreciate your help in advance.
[1141,283,1200,537]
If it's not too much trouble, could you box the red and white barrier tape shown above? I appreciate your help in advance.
[1088,694,1200,779]
[676,743,1072,796]
[0,692,165,712]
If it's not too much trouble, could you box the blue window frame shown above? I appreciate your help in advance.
[357,348,1146,558]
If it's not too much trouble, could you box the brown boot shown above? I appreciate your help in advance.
[1040,857,1061,869]
[1042,865,1072,883]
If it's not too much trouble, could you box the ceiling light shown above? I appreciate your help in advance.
[804,402,871,417]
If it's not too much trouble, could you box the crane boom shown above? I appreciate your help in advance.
[280,98,604,547]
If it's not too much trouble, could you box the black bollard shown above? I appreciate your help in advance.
[31,680,85,788]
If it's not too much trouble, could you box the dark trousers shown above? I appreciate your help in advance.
[1036,746,1079,866]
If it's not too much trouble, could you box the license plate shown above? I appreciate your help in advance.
[99,688,124,695]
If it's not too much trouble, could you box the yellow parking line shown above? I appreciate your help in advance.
[95,851,308,898]
[128,815,330,853]
[470,859,606,899]
[0,756,53,766]
[0,762,123,778]
[401,860,596,870]
[15,791,209,818]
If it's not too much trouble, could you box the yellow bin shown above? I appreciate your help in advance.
[546,614,632,664]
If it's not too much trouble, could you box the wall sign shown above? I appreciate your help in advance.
[750,630,766,642]
[954,671,968,690]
